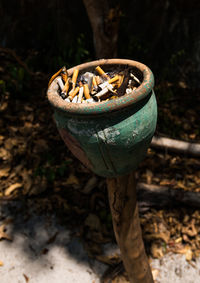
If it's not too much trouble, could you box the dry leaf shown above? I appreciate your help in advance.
[0,165,10,178]
[159,179,172,186]
[112,275,129,283]
[175,237,182,243]
[174,244,193,261]
[96,254,121,265]
[152,268,159,280]
[33,139,49,153]
[4,137,18,150]
[23,274,29,282]
[85,214,101,230]
[145,232,170,244]
[82,176,98,194]
[151,242,164,258]
[65,174,79,186]
[21,169,32,193]
[146,169,153,185]
[185,247,193,261]
[176,181,188,190]
[0,135,4,145]
[4,183,22,196]
[0,224,12,241]
[0,148,11,160]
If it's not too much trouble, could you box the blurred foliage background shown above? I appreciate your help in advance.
[1,0,200,142]
[0,0,200,87]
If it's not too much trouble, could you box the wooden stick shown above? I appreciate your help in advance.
[137,182,200,210]
[106,172,154,283]
[151,136,200,157]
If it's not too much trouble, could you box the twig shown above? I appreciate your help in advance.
[137,182,200,211]
[151,136,200,157]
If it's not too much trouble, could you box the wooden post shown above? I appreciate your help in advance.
[106,172,154,283]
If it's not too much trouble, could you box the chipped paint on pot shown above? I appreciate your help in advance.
[47,59,157,177]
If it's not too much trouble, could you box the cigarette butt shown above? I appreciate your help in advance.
[83,84,91,99]
[95,66,110,80]
[56,76,65,90]
[77,86,84,103]
[72,96,78,103]
[99,81,109,89]
[108,75,119,84]
[98,81,115,93]
[107,84,116,94]
[130,73,141,84]
[126,88,132,94]
[69,86,80,100]
[175,237,182,243]
[94,75,103,85]
[48,67,63,87]
[62,79,70,94]
[61,66,68,83]
[114,74,124,88]
[72,69,79,86]
[95,87,109,98]
[92,76,97,87]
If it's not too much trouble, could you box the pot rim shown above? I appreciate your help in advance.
[47,58,154,115]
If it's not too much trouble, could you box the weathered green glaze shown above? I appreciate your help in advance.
[47,59,157,178]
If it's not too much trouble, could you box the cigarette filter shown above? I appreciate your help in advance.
[107,84,117,94]
[114,74,124,88]
[98,81,115,93]
[130,73,141,84]
[94,75,103,85]
[72,69,79,88]
[92,76,98,88]
[69,86,80,100]
[95,87,109,98]
[61,79,70,94]
[95,66,110,80]
[56,76,65,91]
[77,86,84,103]
[108,75,119,84]
[83,84,91,99]
[48,66,63,87]
[72,96,78,103]
[61,66,68,83]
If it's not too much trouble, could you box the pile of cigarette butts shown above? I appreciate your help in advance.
[48,65,141,103]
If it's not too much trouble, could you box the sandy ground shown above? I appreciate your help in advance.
[0,200,200,283]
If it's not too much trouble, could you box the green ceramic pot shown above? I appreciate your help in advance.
[47,59,157,177]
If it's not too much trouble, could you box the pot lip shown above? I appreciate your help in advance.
[47,58,154,115]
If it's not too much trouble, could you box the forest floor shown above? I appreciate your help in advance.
[0,48,200,282]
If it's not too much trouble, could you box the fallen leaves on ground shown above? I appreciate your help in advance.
[4,183,22,196]
[0,224,12,241]
[0,50,200,282]
[23,274,29,282]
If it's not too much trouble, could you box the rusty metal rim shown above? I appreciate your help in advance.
[47,58,154,115]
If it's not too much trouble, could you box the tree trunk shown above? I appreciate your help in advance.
[106,172,154,283]
[82,0,120,58]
